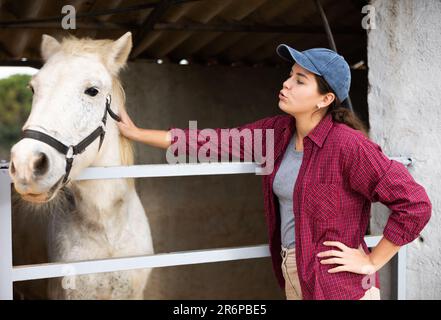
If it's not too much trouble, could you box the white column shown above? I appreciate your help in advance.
[0,169,13,300]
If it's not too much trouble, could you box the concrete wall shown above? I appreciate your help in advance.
[368,0,441,299]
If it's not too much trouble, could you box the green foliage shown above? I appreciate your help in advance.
[0,74,33,152]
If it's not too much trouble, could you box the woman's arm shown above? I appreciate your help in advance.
[345,137,432,247]
[131,128,172,150]
[118,106,282,161]
[318,135,431,275]
[117,107,172,149]
[369,237,401,271]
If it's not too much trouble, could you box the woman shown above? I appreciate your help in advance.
[117,45,432,300]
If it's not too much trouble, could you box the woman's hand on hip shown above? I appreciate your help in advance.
[317,241,377,275]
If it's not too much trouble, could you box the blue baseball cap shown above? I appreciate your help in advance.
[276,44,351,102]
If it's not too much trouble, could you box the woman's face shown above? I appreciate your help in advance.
[278,63,333,116]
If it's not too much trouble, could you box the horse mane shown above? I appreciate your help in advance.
[111,77,136,191]
[58,35,119,73]
[112,78,135,168]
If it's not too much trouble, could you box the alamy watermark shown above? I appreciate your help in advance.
[361,264,377,291]
[61,5,76,30]
[361,5,376,30]
[61,264,77,291]
[166,121,275,175]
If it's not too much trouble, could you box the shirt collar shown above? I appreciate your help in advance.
[286,113,334,149]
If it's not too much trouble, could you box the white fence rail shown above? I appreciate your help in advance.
[0,158,411,300]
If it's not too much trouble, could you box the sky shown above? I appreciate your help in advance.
[0,66,38,79]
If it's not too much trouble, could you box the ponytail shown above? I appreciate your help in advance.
[329,104,368,138]
[314,74,369,138]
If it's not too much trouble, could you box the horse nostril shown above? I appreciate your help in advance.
[33,152,49,176]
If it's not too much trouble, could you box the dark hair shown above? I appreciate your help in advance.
[313,74,368,138]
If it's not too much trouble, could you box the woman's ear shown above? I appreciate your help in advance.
[318,92,336,108]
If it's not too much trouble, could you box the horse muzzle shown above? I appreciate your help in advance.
[19,175,64,204]
[9,141,66,204]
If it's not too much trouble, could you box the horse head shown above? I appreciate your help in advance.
[9,32,133,204]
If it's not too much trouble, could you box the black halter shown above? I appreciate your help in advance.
[21,95,121,185]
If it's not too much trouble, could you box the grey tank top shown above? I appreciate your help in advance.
[272,133,303,249]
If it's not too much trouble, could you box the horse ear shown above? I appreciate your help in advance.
[41,34,61,61]
[108,32,132,73]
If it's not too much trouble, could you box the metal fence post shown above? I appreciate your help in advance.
[0,168,13,300]
[397,245,407,300]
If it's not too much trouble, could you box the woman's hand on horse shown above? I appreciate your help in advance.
[317,241,378,275]
[117,107,141,141]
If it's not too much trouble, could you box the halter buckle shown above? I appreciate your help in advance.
[66,145,75,159]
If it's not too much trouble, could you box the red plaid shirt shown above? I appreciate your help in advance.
[169,113,431,300]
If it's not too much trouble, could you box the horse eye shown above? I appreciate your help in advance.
[84,87,99,97]
[27,84,34,94]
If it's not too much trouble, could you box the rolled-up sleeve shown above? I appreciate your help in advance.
[344,136,432,246]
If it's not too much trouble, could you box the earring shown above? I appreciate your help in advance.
[317,105,321,109]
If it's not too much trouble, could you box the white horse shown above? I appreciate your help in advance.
[9,32,153,299]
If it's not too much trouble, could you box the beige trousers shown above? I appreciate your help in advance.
[281,246,381,300]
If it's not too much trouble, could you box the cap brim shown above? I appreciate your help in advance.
[276,44,322,76]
